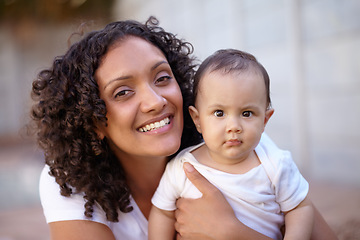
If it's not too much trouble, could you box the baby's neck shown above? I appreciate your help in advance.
[192,145,260,174]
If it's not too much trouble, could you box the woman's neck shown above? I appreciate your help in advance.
[119,155,168,219]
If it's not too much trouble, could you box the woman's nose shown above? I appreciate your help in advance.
[140,85,167,113]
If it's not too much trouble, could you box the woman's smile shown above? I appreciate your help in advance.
[138,116,171,133]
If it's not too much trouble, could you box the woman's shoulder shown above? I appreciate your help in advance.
[39,165,108,225]
[39,165,149,239]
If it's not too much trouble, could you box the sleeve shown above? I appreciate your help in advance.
[39,165,109,226]
[272,152,309,212]
[151,156,186,211]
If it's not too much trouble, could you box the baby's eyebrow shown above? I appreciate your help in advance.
[207,103,224,108]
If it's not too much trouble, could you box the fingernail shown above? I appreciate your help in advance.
[183,162,195,172]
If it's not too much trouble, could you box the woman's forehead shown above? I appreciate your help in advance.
[95,36,167,86]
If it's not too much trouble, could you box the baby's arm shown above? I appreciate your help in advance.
[283,195,314,240]
[148,205,176,240]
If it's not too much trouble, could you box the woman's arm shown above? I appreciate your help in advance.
[49,220,116,240]
[174,163,272,240]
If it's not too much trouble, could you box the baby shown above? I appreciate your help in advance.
[149,49,314,240]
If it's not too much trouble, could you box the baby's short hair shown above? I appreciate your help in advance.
[193,49,271,108]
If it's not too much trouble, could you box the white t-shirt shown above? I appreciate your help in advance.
[152,133,309,240]
[39,165,148,240]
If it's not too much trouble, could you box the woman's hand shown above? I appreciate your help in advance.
[174,163,272,240]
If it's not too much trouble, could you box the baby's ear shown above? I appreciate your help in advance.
[188,106,202,133]
[264,108,274,126]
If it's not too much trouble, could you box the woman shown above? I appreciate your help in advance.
[31,17,337,239]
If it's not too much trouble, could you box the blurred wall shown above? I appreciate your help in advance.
[114,0,360,186]
[0,23,72,137]
[0,0,114,141]
[0,0,359,186]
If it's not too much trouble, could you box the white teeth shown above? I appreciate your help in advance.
[139,117,170,132]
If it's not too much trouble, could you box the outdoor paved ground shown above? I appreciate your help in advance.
[0,142,359,240]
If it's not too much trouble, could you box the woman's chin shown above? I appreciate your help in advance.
[155,140,181,157]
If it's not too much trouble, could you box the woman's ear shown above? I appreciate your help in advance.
[94,126,105,140]
[264,108,274,126]
[189,106,202,134]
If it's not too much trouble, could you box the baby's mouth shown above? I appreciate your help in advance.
[138,117,170,132]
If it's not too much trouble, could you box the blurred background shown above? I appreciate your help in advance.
[0,0,359,239]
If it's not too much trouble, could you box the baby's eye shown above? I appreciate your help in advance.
[242,111,252,117]
[214,110,224,117]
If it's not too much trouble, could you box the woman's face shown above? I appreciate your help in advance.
[95,36,183,162]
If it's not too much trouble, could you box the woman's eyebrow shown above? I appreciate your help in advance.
[103,75,131,90]
[151,60,169,70]
[103,60,169,90]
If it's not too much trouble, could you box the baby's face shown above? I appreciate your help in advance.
[190,69,273,162]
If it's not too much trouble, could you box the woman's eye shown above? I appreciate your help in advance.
[155,75,172,85]
[214,110,224,117]
[242,111,252,117]
[114,89,132,98]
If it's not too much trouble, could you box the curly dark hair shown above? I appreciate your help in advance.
[31,16,201,222]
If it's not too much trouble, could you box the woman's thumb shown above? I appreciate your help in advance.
[183,162,217,195]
